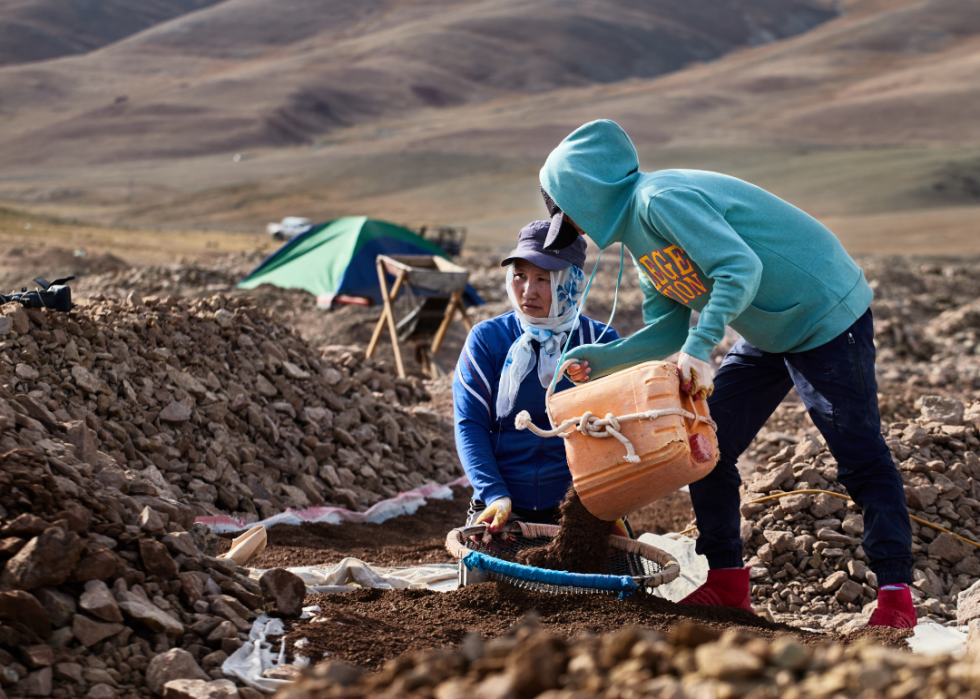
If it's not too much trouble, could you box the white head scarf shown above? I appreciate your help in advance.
[496,263,586,418]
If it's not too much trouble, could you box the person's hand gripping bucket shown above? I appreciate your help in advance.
[678,353,714,400]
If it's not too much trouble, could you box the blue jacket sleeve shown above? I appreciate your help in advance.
[453,326,511,506]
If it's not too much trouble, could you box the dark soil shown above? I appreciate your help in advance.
[516,488,614,574]
[215,486,471,568]
[282,582,827,670]
[217,486,696,569]
[627,489,695,535]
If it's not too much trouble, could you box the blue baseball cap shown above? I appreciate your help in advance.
[500,220,587,271]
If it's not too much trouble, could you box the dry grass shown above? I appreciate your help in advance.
[0,206,274,278]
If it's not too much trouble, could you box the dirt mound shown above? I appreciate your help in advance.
[0,290,468,697]
[280,583,819,672]
[0,292,461,522]
[276,611,954,699]
[0,247,131,291]
[216,486,472,569]
[215,486,694,570]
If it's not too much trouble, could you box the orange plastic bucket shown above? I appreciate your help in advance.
[547,361,719,521]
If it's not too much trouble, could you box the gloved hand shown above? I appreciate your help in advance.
[678,353,714,399]
[612,518,629,538]
[474,497,512,535]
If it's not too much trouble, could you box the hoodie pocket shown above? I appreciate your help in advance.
[734,302,806,353]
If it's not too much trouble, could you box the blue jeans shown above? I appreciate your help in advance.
[690,309,913,586]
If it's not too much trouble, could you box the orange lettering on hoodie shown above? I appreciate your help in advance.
[651,251,678,280]
[639,245,708,306]
[638,255,668,286]
[665,245,694,276]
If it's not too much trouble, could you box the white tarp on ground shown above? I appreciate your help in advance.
[225,560,460,693]
[908,622,969,657]
[222,610,312,694]
[196,476,470,533]
[637,532,708,601]
[263,557,458,594]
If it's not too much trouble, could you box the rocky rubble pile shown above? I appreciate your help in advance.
[70,254,266,303]
[739,393,980,630]
[0,294,461,521]
[865,257,980,388]
[276,617,975,699]
[0,444,288,699]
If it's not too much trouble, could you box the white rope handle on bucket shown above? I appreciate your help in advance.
[516,359,716,464]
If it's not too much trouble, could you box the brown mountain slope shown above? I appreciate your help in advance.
[0,0,224,67]
[396,0,980,153]
[79,0,980,246]
[0,0,835,166]
[0,0,978,257]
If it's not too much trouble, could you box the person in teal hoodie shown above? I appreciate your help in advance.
[538,119,915,629]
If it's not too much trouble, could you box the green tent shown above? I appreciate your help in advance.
[238,216,483,307]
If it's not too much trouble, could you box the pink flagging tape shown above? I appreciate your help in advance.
[195,476,472,534]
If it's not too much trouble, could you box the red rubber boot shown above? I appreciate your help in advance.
[868,586,917,629]
[679,568,755,613]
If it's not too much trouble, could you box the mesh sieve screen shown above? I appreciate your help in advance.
[464,533,665,579]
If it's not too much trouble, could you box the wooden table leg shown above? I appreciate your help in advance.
[379,265,407,378]
[459,305,473,332]
[430,289,464,354]
[367,261,407,365]
[365,265,389,359]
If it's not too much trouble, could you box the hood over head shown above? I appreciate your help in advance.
[539,120,641,250]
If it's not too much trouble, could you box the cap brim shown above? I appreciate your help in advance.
[543,212,565,248]
[544,212,580,250]
[500,249,570,271]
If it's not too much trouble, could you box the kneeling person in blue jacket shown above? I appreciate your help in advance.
[453,220,621,534]
[539,120,916,629]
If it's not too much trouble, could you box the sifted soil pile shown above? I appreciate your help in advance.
[280,583,828,671]
[216,486,694,569]
[277,613,955,699]
[216,487,471,568]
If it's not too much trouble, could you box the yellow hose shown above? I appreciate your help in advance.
[676,488,980,550]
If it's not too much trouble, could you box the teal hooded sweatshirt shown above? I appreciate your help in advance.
[540,120,873,377]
